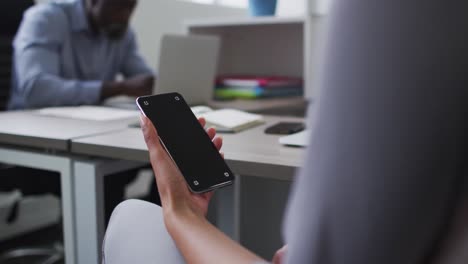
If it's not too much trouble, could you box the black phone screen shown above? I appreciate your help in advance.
[137,93,234,193]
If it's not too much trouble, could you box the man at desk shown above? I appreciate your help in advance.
[8,0,153,109]
[5,0,154,221]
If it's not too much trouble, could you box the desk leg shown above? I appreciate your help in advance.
[73,159,145,264]
[234,175,241,241]
[212,175,241,241]
[237,176,292,259]
[0,147,75,264]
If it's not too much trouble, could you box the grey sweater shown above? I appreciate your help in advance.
[283,0,468,263]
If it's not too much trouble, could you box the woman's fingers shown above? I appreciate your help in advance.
[142,114,222,159]
[272,245,288,264]
[140,115,158,147]
[198,117,217,140]
[213,136,223,151]
[140,115,165,159]
[207,127,216,140]
[198,117,206,128]
[202,191,214,201]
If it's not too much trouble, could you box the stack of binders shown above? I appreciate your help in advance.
[215,75,303,100]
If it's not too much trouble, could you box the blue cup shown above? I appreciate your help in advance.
[249,0,277,16]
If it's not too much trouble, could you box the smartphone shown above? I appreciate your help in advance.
[136,93,234,193]
[264,122,305,135]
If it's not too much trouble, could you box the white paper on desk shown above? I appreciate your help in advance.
[36,106,139,121]
[197,109,264,132]
[279,130,310,147]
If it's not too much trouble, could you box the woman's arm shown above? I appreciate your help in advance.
[140,115,265,264]
[166,208,262,264]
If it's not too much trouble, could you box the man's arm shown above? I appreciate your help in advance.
[14,5,102,108]
[120,30,154,78]
[283,1,468,263]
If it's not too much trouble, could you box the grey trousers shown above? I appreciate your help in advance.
[102,199,185,264]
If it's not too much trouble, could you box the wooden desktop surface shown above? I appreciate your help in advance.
[71,115,306,180]
[0,111,138,151]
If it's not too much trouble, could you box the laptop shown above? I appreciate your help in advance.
[155,34,220,105]
[106,34,220,109]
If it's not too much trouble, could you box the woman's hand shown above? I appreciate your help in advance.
[141,114,264,264]
[140,114,223,219]
[272,245,287,264]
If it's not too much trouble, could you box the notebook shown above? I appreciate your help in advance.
[128,106,264,133]
[36,106,139,121]
[194,108,264,133]
[279,130,310,147]
[217,75,303,87]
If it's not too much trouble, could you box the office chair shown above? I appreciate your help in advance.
[0,38,12,111]
[103,198,468,264]
[0,0,35,110]
[0,1,65,263]
[0,190,63,264]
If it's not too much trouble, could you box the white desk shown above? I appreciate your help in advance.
[0,111,140,264]
[0,111,138,150]
[72,116,304,180]
[0,110,306,263]
[70,115,305,262]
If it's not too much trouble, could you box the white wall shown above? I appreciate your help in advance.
[277,0,330,16]
[277,0,306,16]
[131,0,247,70]
[35,0,248,71]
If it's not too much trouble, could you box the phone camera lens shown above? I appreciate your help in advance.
[175,96,180,101]
[143,101,149,106]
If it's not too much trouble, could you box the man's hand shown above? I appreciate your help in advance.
[101,74,154,100]
[121,74,154,96]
